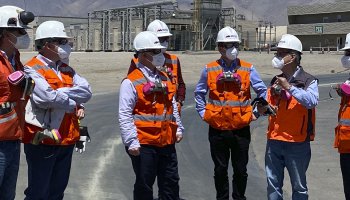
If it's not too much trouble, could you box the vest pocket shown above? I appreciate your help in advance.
[335,125,350,153]
[0,109,20,140]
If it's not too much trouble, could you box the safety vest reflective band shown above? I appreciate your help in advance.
[0,112,17,124]
[133,114,175,122]
[339,119,350,126]
[165,58,177,65]
[208,99,251,107]
[203,59,253,130]
[127,67,178,147]
[23,56,80,145]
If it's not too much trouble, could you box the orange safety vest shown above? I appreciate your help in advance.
[23,57,80,145]
[127,67,178,147]
[335,95,350,153]
[203,59,252,130]
[267,70,316,142]
[128,53,179,85]
[0,51,25,141]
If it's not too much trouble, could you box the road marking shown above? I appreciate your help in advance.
[83,137,127,199]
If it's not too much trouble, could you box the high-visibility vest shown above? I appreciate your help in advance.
[0,51,25,140]
[335,95,350,153]
[204,59,252,130]
[267,68,316,142]
[127,67,178,147]
[23,57,80,145]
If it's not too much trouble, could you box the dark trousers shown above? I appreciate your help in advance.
[341,153,350,200]
[208,125,251,200]
[127,144,180,200]
[24,144,75,200]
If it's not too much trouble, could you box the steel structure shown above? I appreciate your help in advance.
[87,0,178,51]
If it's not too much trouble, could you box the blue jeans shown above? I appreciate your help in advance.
[0,140,20,200]
[24,144,75,200]
[265,139,311,200]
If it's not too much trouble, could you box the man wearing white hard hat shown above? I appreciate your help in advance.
[22,20,92,199]
[257,34,319,200]
[119,31,184,200]
[0,5,34,199]
[194,26,267,200]
[334,32,350,200]
[129,19,186,109]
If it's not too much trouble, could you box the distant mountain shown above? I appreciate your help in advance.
[1,0,337,25]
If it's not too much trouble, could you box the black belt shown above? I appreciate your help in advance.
[0,107,12,115]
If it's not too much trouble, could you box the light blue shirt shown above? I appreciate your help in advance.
[118,62,184,150]
[194,58,267,119]
[24,54,92,112]
[286,66,319,109]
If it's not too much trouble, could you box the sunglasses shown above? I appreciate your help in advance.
[141,49,162,55]
[274,51,292,57]
[218,42,239,49]
[158,37,170,43]
[7,28,27,36]
[345,50,350,56]
[47,38,68,45]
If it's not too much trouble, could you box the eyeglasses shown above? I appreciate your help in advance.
[274,50,292,57]
[7,28,27,36]
[158,37,170,43]
[345,50,350,56]
[218,42,239,49]
[47,38,68,45]
[141,49,162,55]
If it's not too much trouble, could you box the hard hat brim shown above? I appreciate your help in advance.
[156,33,172,37]
[341,46,350,51]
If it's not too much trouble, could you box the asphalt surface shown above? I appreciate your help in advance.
[16,73,348,200]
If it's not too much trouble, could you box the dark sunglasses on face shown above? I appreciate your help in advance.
[7,28,27,36]
[158,37,169,43]
[141,49,162,55]
[47,38,68,45]
[218,42,239,49]
[345,50,350,56]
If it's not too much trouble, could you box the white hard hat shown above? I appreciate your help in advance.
[0,5,34,29]
[216,26,240,43]
[35,21,71,40]
[277,34,303,53]
[341,33,350,50]
[147,20,172,37]
[133,31,166,51]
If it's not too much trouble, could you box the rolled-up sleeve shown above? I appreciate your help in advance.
[250,66,267,99]
[194,67,208,119]
[289,79,319,109]
[172,96,184,134]
[24,66,76,112]
[118,79,140,149]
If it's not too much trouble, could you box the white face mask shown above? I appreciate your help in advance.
[160,41,168,53]
[341,55,350,68]
[152,53,165,68]
[272,56,285,69]
[15,34,30,49]
[57,44,72,60]
[225,47,238,61]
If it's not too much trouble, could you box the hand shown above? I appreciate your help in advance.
[334,84,343,97]
[128,147,140,156]
[176,132,183,143]
[75,126,91,154]
[76,108,85,119]
[275,76,291,90]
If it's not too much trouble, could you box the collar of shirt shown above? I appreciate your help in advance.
[219,58,238,72]
[36,54,63,79]
[136,62,159,83]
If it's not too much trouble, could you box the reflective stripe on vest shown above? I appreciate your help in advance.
[133,114,175,122]
[0,112,17,124]
[207,65,251,73]
[32,64,51,71]
[165,58,177,65]
[339,119,350,126]
[132,77,147,87]
[208,99,251,107]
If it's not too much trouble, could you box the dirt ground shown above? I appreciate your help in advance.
[20,50,346,94]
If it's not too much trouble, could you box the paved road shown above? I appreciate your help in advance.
[16,73,348,200]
